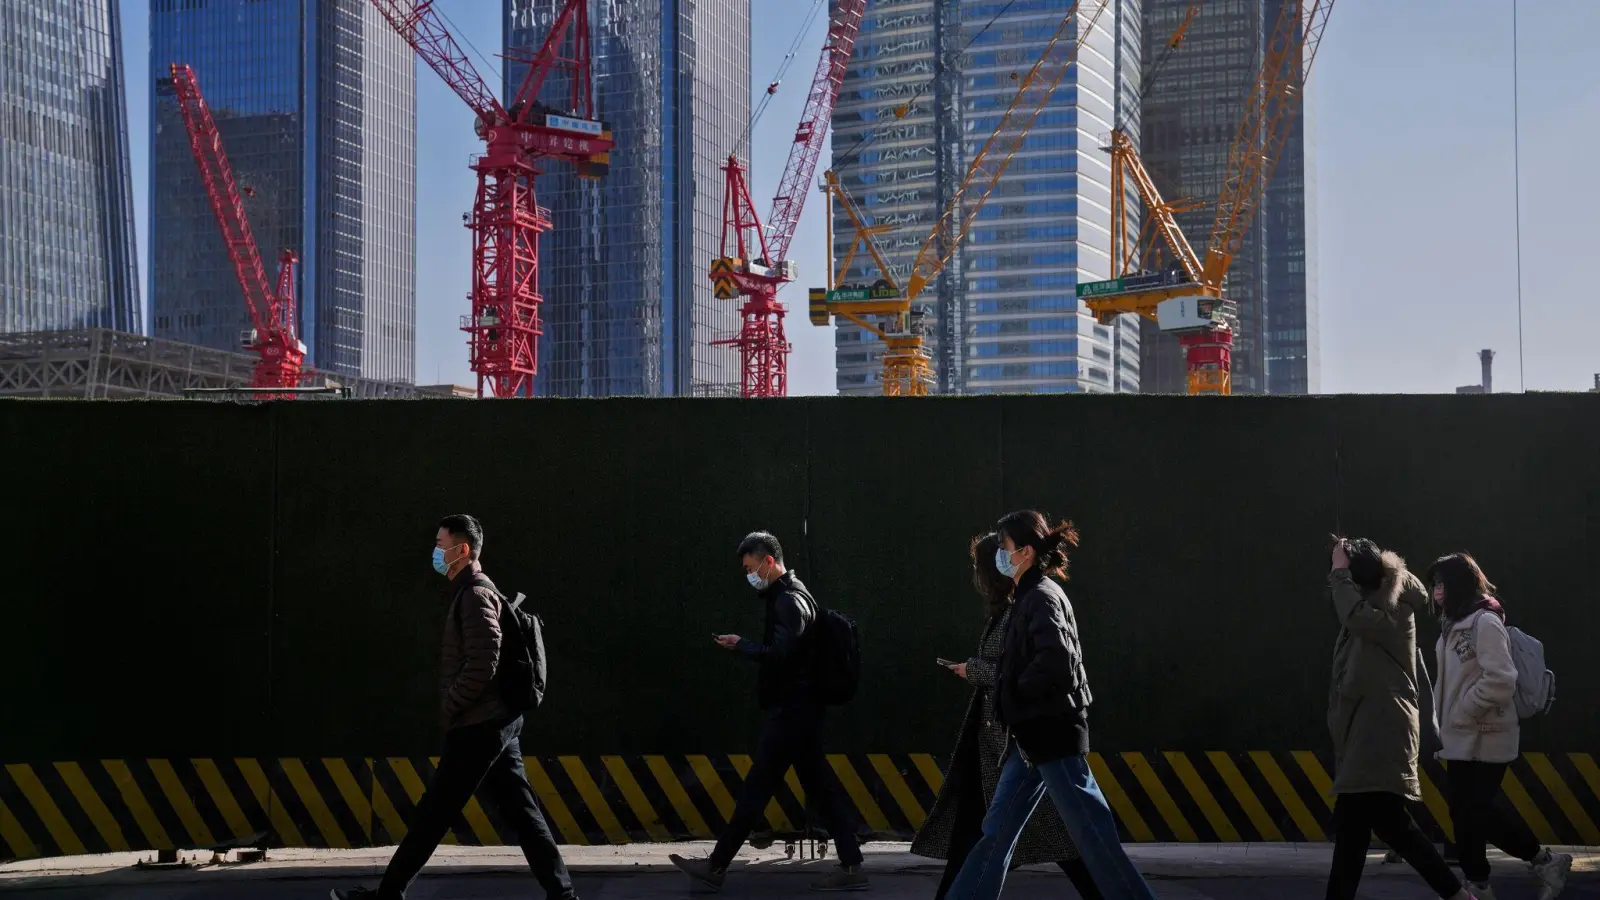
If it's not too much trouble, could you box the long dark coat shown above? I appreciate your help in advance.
[910,607,1080,865]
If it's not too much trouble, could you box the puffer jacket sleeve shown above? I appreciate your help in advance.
[1462,612,1518,721]
[444,586,503,719]
[1014,590,1074,699]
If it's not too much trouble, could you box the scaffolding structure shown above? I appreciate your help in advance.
[0,330,421,400]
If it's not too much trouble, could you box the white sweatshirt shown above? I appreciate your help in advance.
[1434,609,1520,763]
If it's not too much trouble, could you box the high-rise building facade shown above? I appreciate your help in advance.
[1,0,141,335]
[829,0,1142,396]
[150,0,417,383]
[506,0,750,397]
[1138,0,1317,394]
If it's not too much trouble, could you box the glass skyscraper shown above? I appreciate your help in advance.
[829,0,1142,396]
[506,0,751,397]
[149,0,417,383]
[1,0,141,335]
[1138,0,1317,394]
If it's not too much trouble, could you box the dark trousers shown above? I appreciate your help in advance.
[710,701,863,869]
[1325,792,1460,900]
[1447,760,1542,883]
[934,746,1102,900]
[378,716,574,900]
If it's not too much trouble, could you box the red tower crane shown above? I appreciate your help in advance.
[711,0,866,398]
[368,0,613,398]
[169,63,305,393]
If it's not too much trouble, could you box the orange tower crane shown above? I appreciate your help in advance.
[369,0,613,398]
[711,0,867,398]
[1084,0,1335,395]
[169,63,306,394]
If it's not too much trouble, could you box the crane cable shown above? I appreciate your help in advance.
[735,0,828,157]
[1512,0,1525,391]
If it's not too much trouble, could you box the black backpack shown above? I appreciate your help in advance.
[469,576,547,713]
[795,586,860,706]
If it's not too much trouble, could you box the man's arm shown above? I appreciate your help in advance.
[736,594,807,662]
[445,588,502,717]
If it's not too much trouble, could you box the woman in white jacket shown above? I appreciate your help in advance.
[1428,553,1571,900]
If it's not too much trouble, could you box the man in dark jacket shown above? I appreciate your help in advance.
[332,515,576,900]
[669,531,867,893]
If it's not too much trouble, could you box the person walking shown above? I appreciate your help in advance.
[669,531,867,892]
[1428,552,1571,900]
[1321,537,1474,900]
[331,515,576,900]
[942,511,1156,900]
[913,533,1101,900]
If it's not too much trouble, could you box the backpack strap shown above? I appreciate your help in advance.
[452,574,502,629]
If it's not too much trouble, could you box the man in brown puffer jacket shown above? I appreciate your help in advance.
[331,515,576,900]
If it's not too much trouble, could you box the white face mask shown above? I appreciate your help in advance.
[747,570,769,591]
[995,546,1019,579]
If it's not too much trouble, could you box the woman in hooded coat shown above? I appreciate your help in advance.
[1323,537,1473,900]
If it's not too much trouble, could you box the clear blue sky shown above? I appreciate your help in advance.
[121,0,1599,395]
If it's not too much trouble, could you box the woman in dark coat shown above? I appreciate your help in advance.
[911,532,1101,900]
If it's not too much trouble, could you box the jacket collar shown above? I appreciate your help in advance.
[1016,567,1046,595]
[758,569,795,598]
[448,559,484,592]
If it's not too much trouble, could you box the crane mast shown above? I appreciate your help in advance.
[369,0,613,398]
[168,63,305,394]
[712,0,867,398]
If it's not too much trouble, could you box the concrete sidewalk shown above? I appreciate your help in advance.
[2,842,1596,895]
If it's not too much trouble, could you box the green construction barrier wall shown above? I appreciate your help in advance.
[1,393,1594,762]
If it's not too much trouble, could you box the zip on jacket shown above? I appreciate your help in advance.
[1434,608,1519,763]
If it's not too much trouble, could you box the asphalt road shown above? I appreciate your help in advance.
[1,868,1595,900]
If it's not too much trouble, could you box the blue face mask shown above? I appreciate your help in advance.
[995,546,1019,580]
[432,544,462,576]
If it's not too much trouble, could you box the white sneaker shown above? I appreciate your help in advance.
[1531,848,1572,900]
[1468,881,1499,900]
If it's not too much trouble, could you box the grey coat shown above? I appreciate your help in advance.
[911,608,1080,865]
[1327,551,1431,800]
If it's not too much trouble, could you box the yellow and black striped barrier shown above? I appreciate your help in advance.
[4,752,1599,861]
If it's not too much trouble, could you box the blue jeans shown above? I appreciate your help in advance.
[946,751,1157,900]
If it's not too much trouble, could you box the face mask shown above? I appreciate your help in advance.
[432,544,461,576]
[745,560,771,589]
[995,547,1019,579]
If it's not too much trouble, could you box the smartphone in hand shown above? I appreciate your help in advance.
[936,657,959,667]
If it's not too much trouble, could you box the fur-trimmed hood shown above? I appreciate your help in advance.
[1368,550,1429,615]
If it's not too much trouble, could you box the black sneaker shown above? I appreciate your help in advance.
[669,854,727,892]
